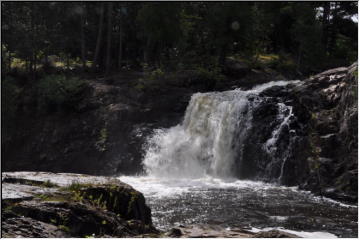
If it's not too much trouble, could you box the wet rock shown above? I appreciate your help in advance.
[164,225,301,238]
[298,63,358,202]
[2,216,70,238]
[170,224,254,238]
[165,227,183,237]
[252,230,299,238]
[2,171,157,238]
[235,62,357,202]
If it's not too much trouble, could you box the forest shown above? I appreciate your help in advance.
[2,1,359,238]
[2,2,357,76]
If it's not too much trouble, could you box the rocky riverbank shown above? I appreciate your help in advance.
[2,62,358,205]
[2,171,156,237]
[2,171,302,238]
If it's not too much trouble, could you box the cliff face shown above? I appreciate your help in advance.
[297,63,358,202]
[230,63,357,203]
[2,73,192,176]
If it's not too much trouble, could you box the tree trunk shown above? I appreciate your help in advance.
[105,2,113,76]
[8,52,12,72]
[322,2,330,51]
[144,38,152,68]
[328,2,339,55]
[33,52,37,72]
[80,4,86,70]
[30,10,34,75]
[67,54,70,71]
[30,54,34,74]
[92,3,104,69]
[218,44,227,67]
[118,21,123,69]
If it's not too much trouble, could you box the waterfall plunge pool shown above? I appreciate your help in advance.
[119,81,357,238]
[120,176,357,238]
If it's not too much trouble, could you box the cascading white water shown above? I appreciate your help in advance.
[143,80,300,179]
[263,102,296,181]
[120,79,357,237]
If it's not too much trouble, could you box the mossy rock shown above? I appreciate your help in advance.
[2,171,157,237]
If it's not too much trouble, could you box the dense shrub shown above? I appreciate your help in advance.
[135,68,165,91]
[37,74,88,111]
[195,65,225,86]
[2,76,21,118]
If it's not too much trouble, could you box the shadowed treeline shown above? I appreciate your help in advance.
[1,1,357,77]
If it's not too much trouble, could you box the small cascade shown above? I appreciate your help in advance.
[263,103,296,182]
[143,80,301,181]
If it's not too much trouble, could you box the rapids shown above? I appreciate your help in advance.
[120,176,357,237]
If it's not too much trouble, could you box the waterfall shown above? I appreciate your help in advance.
[263,103,296,182]
[143,80,300,180]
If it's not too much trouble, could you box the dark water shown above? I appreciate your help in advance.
[120,176,357,238]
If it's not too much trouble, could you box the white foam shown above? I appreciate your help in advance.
[250,227,338,238]
[143,80,300,179]
[119,176,276,197]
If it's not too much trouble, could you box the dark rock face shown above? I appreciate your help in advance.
[2,217,70,238]
[2,73,192,176]
[1,172,156,238]
[297,63,358,203]
[236,63,357,202]
[233,86,311,186]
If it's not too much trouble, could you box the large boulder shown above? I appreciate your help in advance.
[295,63,358,202]
[2,172,156,238]
[233,62,357,203]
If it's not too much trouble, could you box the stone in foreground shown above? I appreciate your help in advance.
[2,171,156,238]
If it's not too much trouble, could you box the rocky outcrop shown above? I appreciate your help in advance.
[2,72,192,176]
[295,63,358,202]
[2,172,156,238]
[239,63,357,202]
[2,65,357,204]
[2,172,304,238]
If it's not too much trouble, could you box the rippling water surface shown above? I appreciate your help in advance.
[120,176,357,238]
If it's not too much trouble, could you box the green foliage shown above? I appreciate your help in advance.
[62,181,92,192]
[37,74,87,111]
[333,34,357,64]
[2,76,21,117]
[95,127,108,152]
[41,180,58,188]
[72,191,84,202]
[148,68,165,83]
[1,2,358,81]
[127,191,139,215]
[35,194,52,201]
[58,225,70,232]
[196,66,225,84]
[136,68,166,90]
[84,234,95,238]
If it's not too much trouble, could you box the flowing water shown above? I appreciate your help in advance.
[119,81,358,238]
